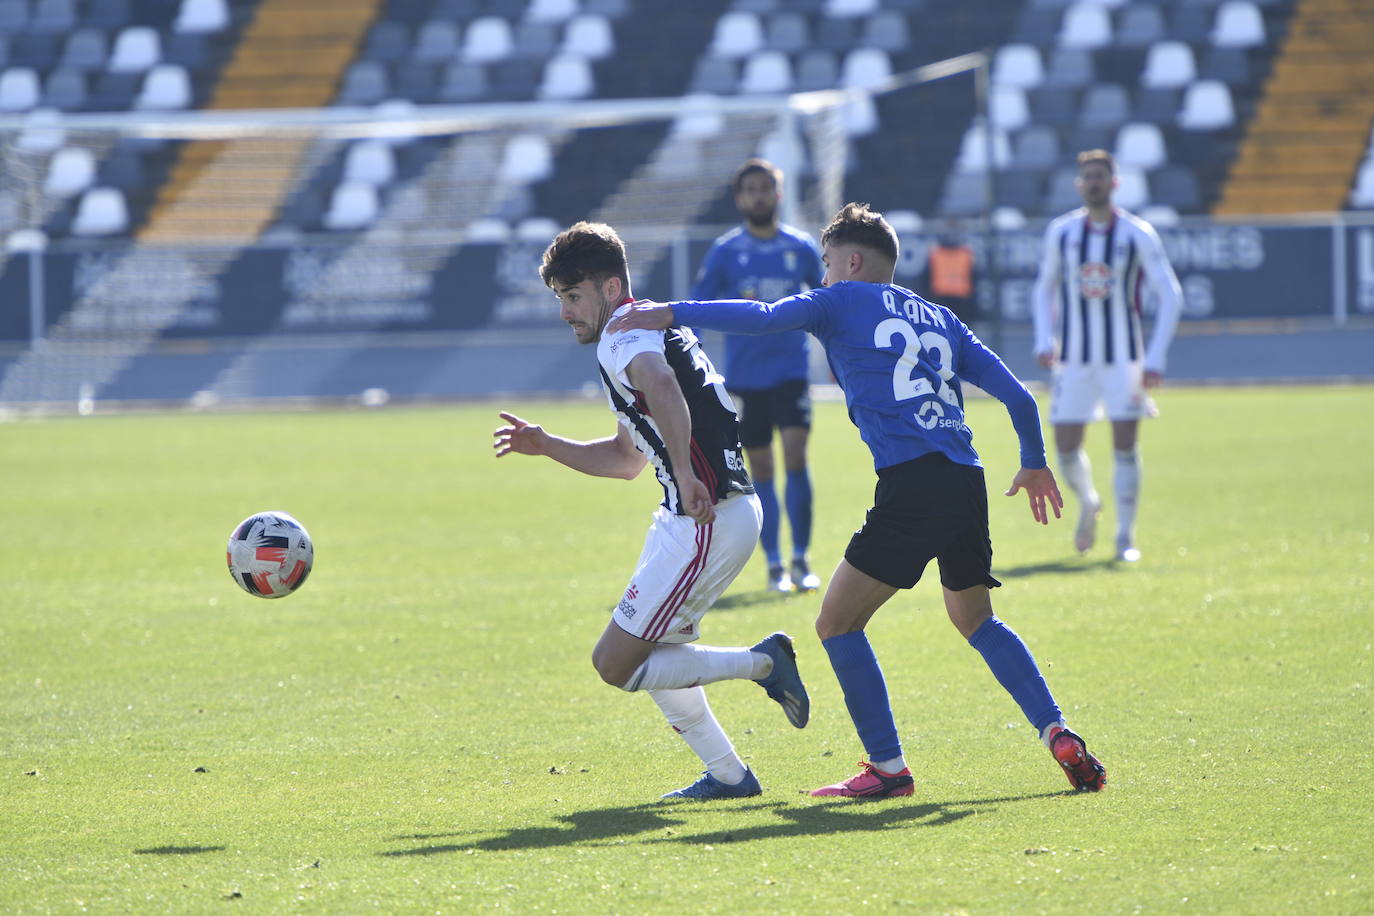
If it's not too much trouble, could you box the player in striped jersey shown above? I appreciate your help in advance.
[1032,149,1184,562]
[493,222,810,801]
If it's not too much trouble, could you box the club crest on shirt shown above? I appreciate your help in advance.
[1079,262,1113,299]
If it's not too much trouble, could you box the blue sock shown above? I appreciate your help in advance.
[968,616,1062,734]
[784,468,813,559]
[755,477,781,567]
[822,631,902,763]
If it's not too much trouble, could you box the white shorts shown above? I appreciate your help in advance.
[1049,362,1158,424]
[612,492,763,645]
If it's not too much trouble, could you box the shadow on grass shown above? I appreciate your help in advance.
[378,790,1065,857]
[133,845,226,855]
[996,558,1121,579]
[713,587,817,612]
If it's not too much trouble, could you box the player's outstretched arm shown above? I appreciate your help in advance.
[493,411,646,480]
[607,300,675,334]
[1005,466,1064,526]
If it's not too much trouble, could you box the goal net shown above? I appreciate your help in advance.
[0,52,986,413]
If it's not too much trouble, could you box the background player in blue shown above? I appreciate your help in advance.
[612,203,1108,797]
[693,159,826,593]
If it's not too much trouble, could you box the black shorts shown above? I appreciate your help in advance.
[844,452,1002,592]
[730,379,812,449]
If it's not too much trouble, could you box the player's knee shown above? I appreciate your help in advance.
[591,650,635,690]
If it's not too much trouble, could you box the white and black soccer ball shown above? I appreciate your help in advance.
[226,511,313,598]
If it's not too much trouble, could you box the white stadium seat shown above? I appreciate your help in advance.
[72,186,129,236]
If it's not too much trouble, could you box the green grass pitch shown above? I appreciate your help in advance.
[2,385,1371,914]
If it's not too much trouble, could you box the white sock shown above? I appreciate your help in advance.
[649,687,748,785]
[1057,449,1099,508]
[624,644,769,692]
[1040,719,1068,747]
[1113,449,1141,544]
[873,755,908,775]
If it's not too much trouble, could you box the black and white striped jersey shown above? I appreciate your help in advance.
[1032,208,1183,371]
[597,313,753,515]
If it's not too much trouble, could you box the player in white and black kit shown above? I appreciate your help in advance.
[493,221,809,801]
[1033,149,1183,562]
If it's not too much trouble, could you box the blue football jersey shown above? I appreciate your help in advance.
[672,282,1047,472]
[690,224,824,390]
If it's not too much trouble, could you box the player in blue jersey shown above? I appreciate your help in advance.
[610,203,1108,797]
[494,222,810,801]
[693,159,826,593]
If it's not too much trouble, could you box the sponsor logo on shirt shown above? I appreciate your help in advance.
[1079,262,1113,299]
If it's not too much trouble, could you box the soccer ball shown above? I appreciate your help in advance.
[226,511,314,598]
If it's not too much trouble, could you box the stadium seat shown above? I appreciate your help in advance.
[825,0,878,17]
[174,0,229,34]
[322,181,379,231]
[1114,164,1148,208]
[30,0,77,33]
[843,91,878,136]
[583,0,629,16]
[710,12,765,58]
[338,61,389,106]
[392,61,438,102]
[765,12,810,53]
[537,53,594,99]
[526,0,580,23]
[15,107,66,152]
[1059,2,1112,49]
[1114,121,1167,170]
[512,21,558,60]
[71,186,129,235]
[43,146,96,197]
[561,14,615,59]
[989,83,1030,130]
[1349,161,1374,209]
[1133,86,1179,123]
[1168,5,1212,44]
[1028,86,1078,127]
[997,171,1044,212]
[884,209,922,234]
[343,140,396,185]
[85,0,132,30]
[740,50,792,94]
[1177,79,1234,129]
[857,10,911,54]
[992,44,1044,89]
[1011,124,1061,170]
[463,17,515,63]
[0,0,24,30]
[1199,46,1251,87]
[795,49,838,92]
[1138,203,1179,226]
[499,133,554,183]
[1045,167,1083,212]
[1114,4,1165,47]
[954,124,1011,172]
[414,20,461,63]
[1079,83,1131,129]
[0,67,39,111]
[42,67,87,109]
[1043,47,1094,88]
[515,215,560,242]
[364,22,410,64]
[135,64,191,110]
[1150,165,1202,210]
[841,48,890,90]
[438,62,488,102]
[1141,41,1197,89]
[1211,1,1265,48]
[465,217,512,242]
[60,28,109,71]
[688,56,738,94]
[108,26,161,73]
[992,205,1027,230]
[938,172,985,217]
[670,95,725,139]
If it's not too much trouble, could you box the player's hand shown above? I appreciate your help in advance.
[493,411,549,457]
[680,476,717,526]
[1005,466,1063,525]
[1144,369,1164,388]
[607,301,675,334]
[1035,350,1057,370]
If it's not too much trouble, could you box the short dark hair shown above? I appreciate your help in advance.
[540,221,630,290]
[1076,149,1116,174]
[731,158,782,195]
[821,202,899,264]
